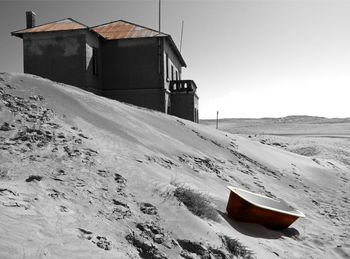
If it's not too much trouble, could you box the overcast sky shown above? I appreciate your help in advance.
[0,0,349,119]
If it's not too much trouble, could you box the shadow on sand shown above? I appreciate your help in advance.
[218,211,300,240]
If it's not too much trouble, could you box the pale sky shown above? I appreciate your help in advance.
[0,0,349,119]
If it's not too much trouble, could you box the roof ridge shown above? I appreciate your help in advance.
[65,18,89,28]
[118,19,170,36]
[91,19,169,36]
[11,17,88,35]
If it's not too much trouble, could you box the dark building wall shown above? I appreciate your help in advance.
[103,88,165,112]
[101,37,166,111]
[20,30,197,119]
[101,37,161,90]
[23,30,87,88]
[170,93,197,122]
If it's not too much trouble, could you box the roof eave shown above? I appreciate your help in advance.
[11,27,90,38]
[165,36,187,68]
[11,31,23,38]
[10,18,89,38]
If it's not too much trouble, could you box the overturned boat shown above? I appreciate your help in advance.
[226,186,305,229]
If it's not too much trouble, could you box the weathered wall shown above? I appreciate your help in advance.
[21,31,193,117]
[101,37,161,90]
[170,93,196,122]
[23,30,87,88]
[102,88,165,112]
[85,31,102,91]
[101,37,166,111]
[163,39,182,91]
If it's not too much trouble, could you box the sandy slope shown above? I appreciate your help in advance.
[0,73,349,259]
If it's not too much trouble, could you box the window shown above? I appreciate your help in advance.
[176,71,178,80]
[165,53,169,80]
[92,47,98,76]
[171,65,174,80]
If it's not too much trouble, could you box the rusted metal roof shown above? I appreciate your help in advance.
[11,18,186,67]
[92,20,168,40]
[12,18,87,35]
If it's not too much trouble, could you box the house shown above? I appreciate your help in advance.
[12,11,199,122]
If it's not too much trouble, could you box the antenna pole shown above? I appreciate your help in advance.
[180,20,184,53]
[159,0,161,33]
[216,111,219,129]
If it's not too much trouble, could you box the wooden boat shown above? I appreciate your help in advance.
[226,186,305,229]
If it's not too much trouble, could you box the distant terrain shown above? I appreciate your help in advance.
[201,116,350,171]
[1,73,349,259]
[201,116,350,135]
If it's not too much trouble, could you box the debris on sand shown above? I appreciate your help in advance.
[25,175,43,182]
[94,236,112,250]
[78,228,112,250]
[0,122,13,131]
[177,239,208,256]
[136,222,165,244]
[12,126,54,146]
[126,232,168,259]
[140,202,158,215]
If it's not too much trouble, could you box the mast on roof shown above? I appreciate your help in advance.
[180,20,184,53]
[159,0,161,33]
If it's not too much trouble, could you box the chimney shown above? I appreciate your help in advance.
[26,11,36,29]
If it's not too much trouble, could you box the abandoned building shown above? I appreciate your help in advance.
[12,11,199,122]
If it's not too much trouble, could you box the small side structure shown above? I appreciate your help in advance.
[170,80,199,122]
[11,12,199,122]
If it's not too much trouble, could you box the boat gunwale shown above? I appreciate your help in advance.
[227,186,305,218]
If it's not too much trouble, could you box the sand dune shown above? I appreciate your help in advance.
[0,73,349,258]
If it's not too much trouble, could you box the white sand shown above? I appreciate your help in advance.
[0,73,349,258]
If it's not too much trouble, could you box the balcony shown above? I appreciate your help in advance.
[169,80,197,93]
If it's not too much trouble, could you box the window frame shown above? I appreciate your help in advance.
[92,47,98,76]
[165,53,169,81]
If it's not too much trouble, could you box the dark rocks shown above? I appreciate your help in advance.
[114,173,127,193]
[154,234,164,244]
[177,239,208,256]
[113,199,128,207]
[97,169,108,177]
[140,202,158,215]
[74,138,82,144]
[111,203,131,219]
[48,189,66,199]
[11,127,53,147]
[136,222,165,244]
[29,95,44,101]
[95,236,112,250]
[25,175,43,182]
[78,229,112,251]
[78,133,89,139]
[63,146,81,157]
[126,232,168,259]
[114,173,126,184]
[0,122,12,131]
[78,228,93,235]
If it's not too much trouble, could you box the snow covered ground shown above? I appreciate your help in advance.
[0,73,349,258]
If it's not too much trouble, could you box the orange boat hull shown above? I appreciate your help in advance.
[226,190,299,229]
